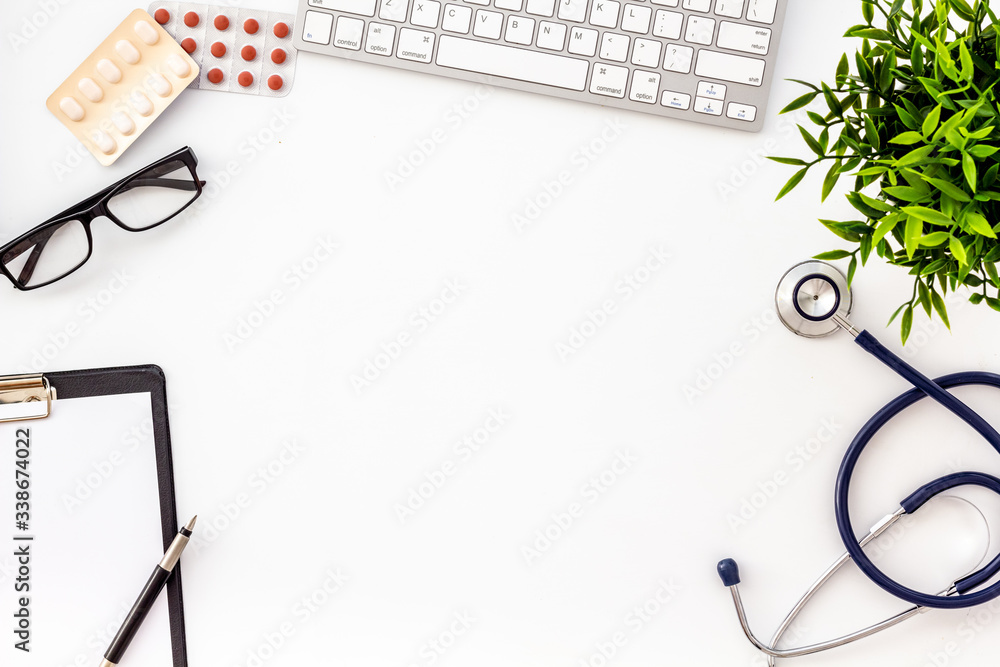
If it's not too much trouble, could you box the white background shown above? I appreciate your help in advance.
[3,1,1000,666]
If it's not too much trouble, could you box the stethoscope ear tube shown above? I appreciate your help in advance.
[835,356,1000,609]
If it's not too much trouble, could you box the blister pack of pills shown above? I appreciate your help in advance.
[46,9,200,167]
[149,2,298,97]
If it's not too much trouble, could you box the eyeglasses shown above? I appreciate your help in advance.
[0,147,204,291]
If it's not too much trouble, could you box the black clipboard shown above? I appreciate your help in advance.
[1,364,187,667]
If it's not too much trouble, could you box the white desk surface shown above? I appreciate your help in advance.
[4,1,1000,665]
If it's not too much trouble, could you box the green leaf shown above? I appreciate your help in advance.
[967,212,998,238]
[888,0,904,16]
[960,40,975,81]
[813,250,852,260]
[931,289,952,329]
[850,28,893,41]
[918,280,932,316]
[988,297,1000,313]
[901,305,914,344]
[862,0,874,24]
[821,160,842,201]
[887,302,908,326]
[798,125,825,156]
[903,206,953,226]
[858,192,897,212]
[776,167,808,201]
[864,115,881,151]
[923,177,972,202]
[781,91,819,113]
[922,105,942,138]
[970,293,985,305]
[883,186,928,202]
[905,216,923,258]
[920,232,950,246]
[872,213,900,246]
[768,156,808,166]
[950,235,969,265]
[968,145,1000,158]
[895,144,937,167]
[848,254,858,284]
[890,131,926,145]
[962,152,978,191]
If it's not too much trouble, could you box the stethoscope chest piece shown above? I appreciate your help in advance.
[775,261,853,338]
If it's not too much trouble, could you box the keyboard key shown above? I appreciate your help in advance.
[662,44,693,72]
[567,26,598,56]
[600,33,629,62]
[695,48,764,85]
[685,15,715,44]
[496,0,524,9]
[309,0,376,16]
[696,80,725,98]
[651,0,679,5]
[436,35,589,89]
[590,1,621,28]
[661,89,690,109]
[682,0,711,11]
[746,0,777,23]
[443,4,473,32]
[590,63,628,97]
[474,9,504,38]
[464,0,490,6]
[726,101,756,121]
[526,0,556,16]
[629,70,659,103]
[652,10,682,39]
[302,10,334,44]
[379,0,410,21]
[397,27,436,61]
[366,22,396,54]
[714,0,744,18]
[621,4,651,33]
[334,16,365,48]
[557,0,588,23]
[716,21,770,54]
[694,96,722,114]
[631,37,661,67]
[537,21,567,49]
[505,15,535,45]
[412,0,442,27]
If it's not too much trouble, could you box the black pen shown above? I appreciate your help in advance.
[100,516,196,667]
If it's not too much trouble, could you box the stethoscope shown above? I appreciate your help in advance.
[717,260,1000,663]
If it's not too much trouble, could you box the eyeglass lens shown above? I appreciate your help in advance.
[107,159,199,231]
[2,220,90,289]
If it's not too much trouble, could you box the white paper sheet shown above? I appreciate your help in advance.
[2,392,172,667]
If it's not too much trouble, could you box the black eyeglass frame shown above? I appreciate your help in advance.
[0,146,205,291]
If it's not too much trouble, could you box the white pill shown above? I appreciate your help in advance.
[111,111,135,135]
[148,72,172,97]
[130,91,154,116]
[96,58,122,84]
[165,54,191,78]
[77,77,103,102]
[92,130,117,155]
[58,96,85,122]
[134,20,159,45]
[115,39,141,64]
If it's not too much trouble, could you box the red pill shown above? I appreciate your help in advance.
[207,68,225,84]
[238,71,254,87]
[267,75,283,91]
[271,48,286,64]
[154,8,170,24]
[273,22,289,38]
[241,45,257,61]
[214,15,230,30]
[181,37,197,53]
[244,18,259,34]
[210,41,226,57]
[184,11,199,27]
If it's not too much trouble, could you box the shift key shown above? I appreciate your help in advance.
[308,0,377,17]
[694,49,765,86]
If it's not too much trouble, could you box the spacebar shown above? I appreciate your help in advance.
[436,36,589,91]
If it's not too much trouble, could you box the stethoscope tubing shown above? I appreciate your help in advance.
[836,330,1000,609]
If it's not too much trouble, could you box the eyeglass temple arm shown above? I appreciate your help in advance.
[16,178,204,285]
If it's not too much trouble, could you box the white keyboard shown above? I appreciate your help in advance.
[293,0,786,130]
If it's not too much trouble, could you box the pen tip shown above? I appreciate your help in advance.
[185,516,197,531]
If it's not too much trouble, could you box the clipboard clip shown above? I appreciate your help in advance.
[0,374,56,422]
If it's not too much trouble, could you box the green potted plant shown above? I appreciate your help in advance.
[775,0,1000,342]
